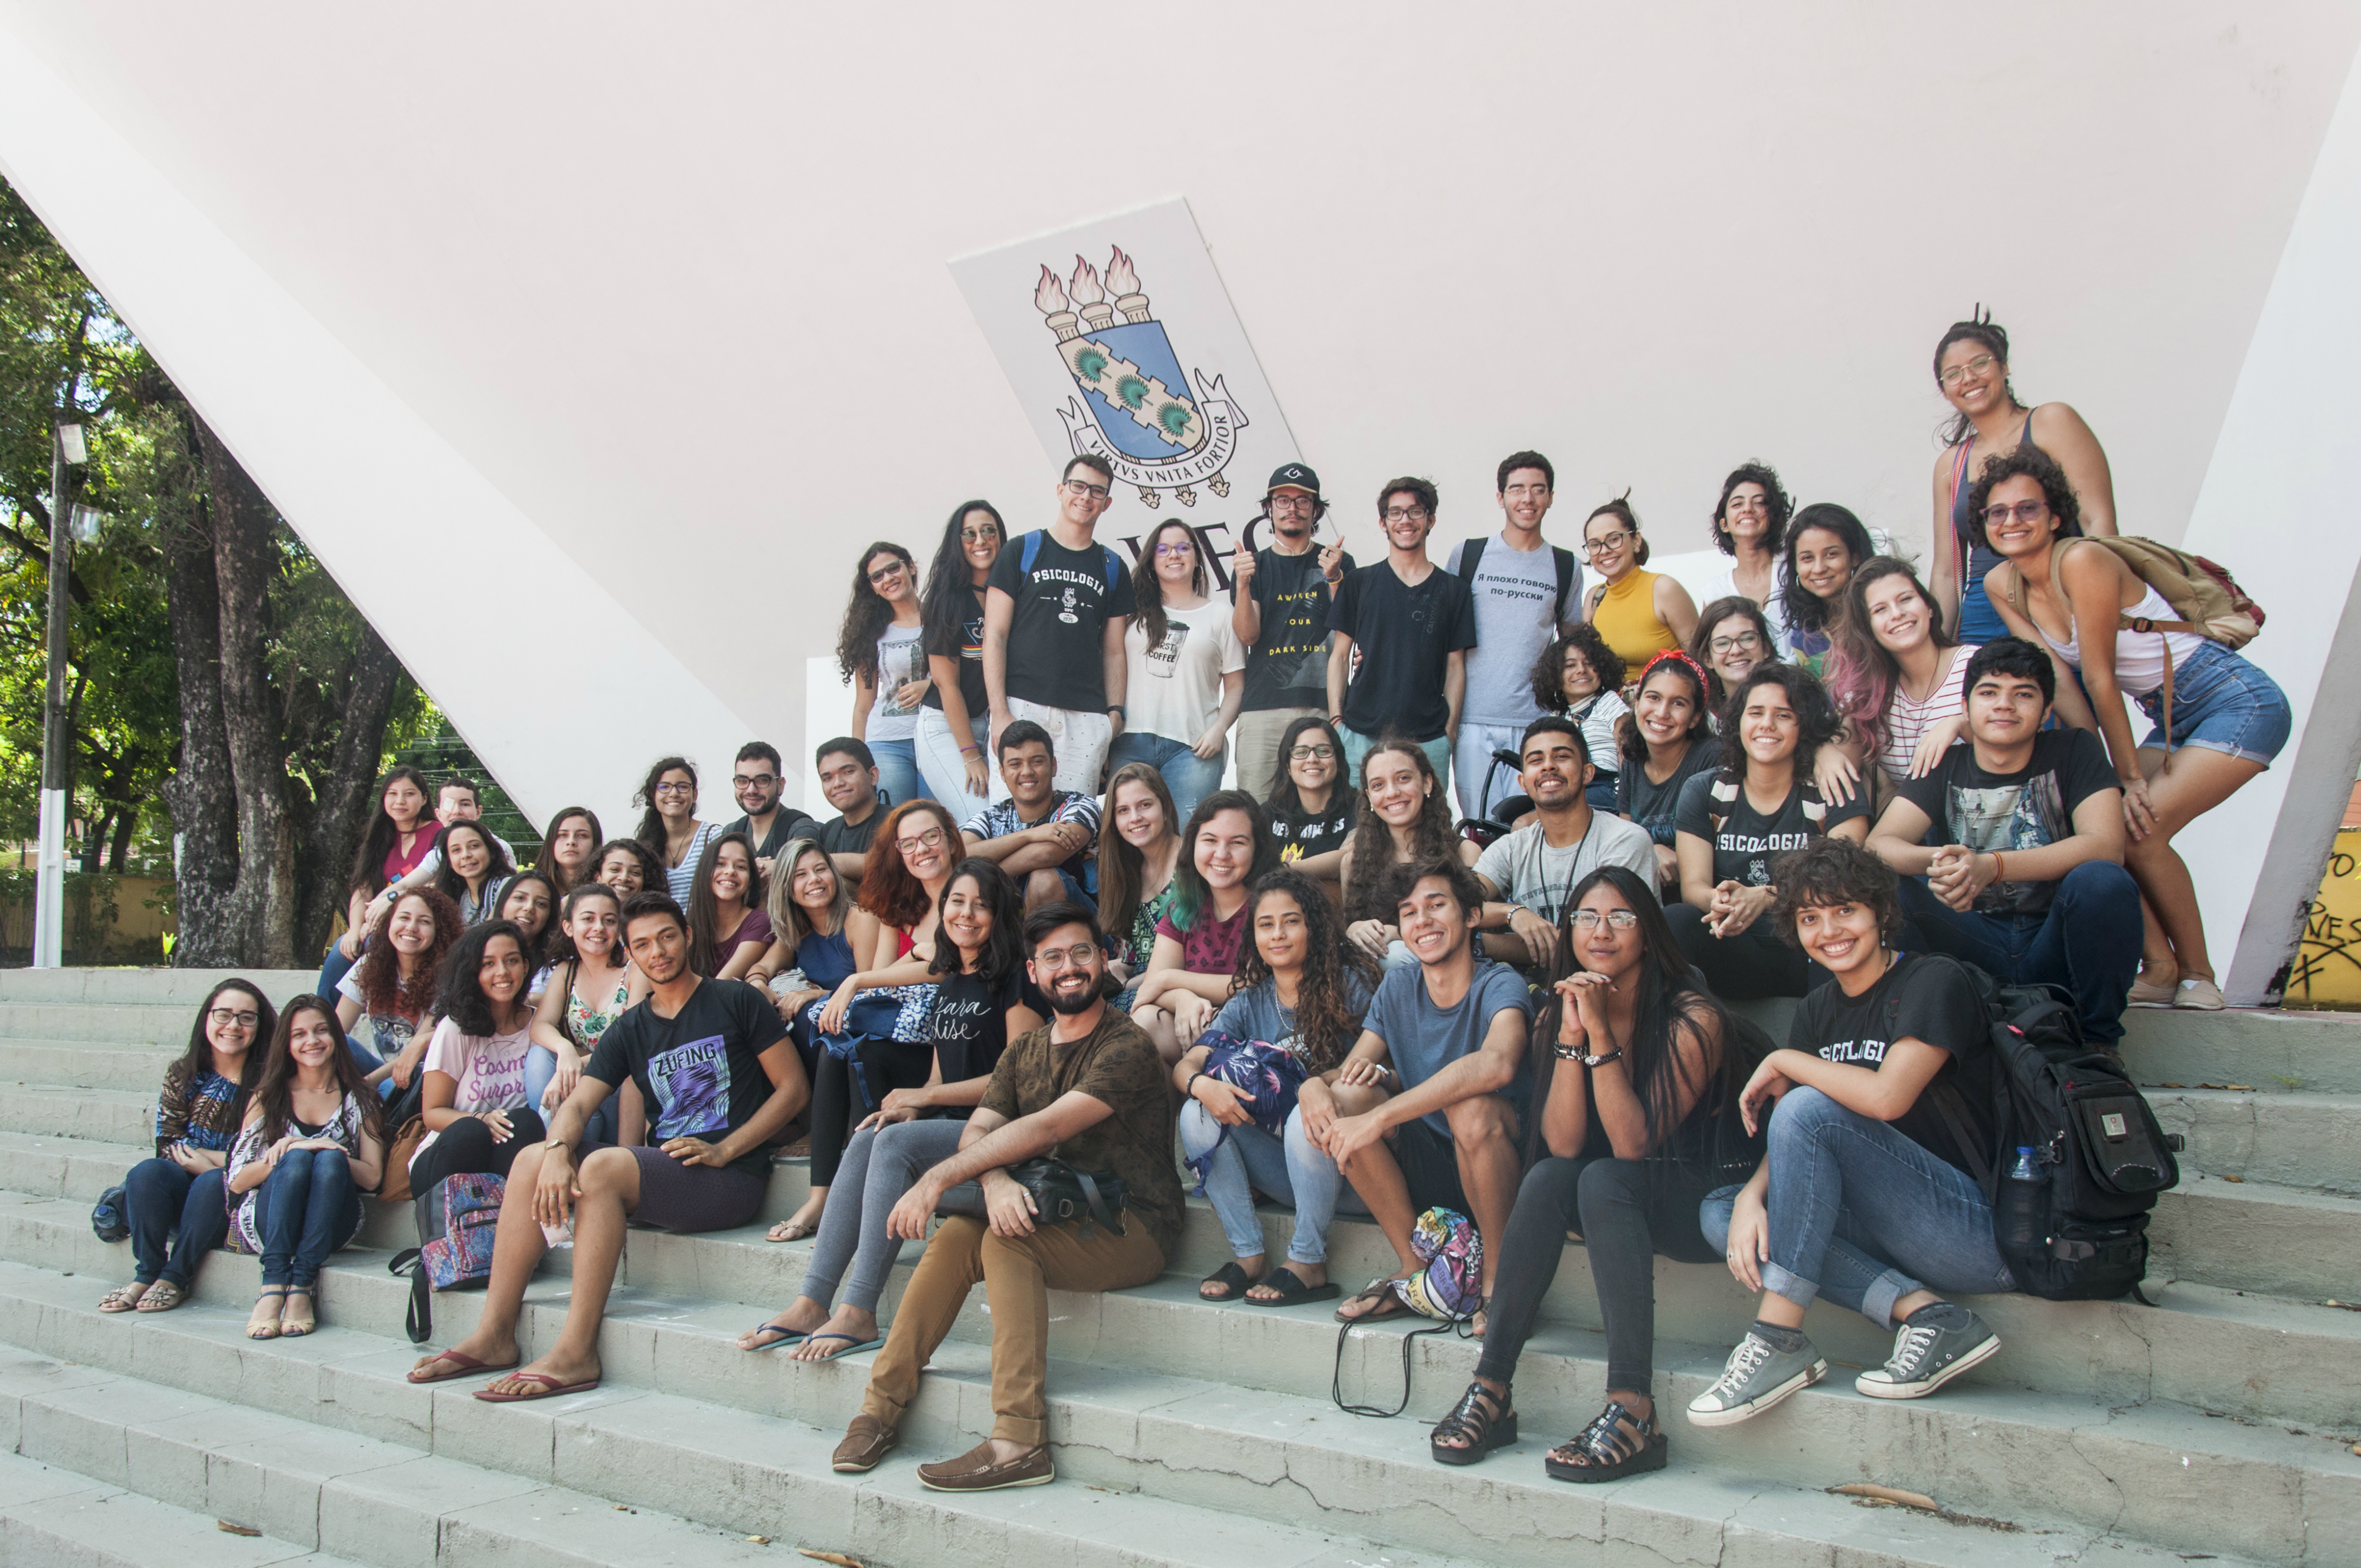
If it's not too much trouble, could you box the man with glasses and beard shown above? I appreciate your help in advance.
[1230,461,1352,801]
[831,902,1180,1493]
[721,741,816,880]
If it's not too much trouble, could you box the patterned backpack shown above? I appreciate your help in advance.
[390,1172,504,1343]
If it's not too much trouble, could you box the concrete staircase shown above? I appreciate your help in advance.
[0,968,2353,1567]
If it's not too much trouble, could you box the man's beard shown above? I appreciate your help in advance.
[1047,977,1103,1015]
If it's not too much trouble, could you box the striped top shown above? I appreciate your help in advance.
[1877,645,1977,784]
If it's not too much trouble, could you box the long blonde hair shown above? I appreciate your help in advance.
[766,838,851,950]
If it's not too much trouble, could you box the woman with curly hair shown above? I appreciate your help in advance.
[1430,865,1762,1477]
[590,837,663,897]
[1173,869,1390,1305]
[1698,462,1794,648]
[1668,663,1869,998]
[1614,652,1722,893]
[1529,623,1628,811]
[913,502,1005,818]
[335,885,464,1095]
[1338,735,1479,965]
[406,920,541,1192]
[1774,503,1876,676]
[839,540,931,811]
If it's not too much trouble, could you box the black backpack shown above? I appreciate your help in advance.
[1454,535,1580,627]
[1906,964,2182,1302]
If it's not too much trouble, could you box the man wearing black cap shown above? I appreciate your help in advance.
[1229,461,1352,801]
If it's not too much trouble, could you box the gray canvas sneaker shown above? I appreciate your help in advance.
[1855,1305,2000,1399]
[1685,1330,1828,1426]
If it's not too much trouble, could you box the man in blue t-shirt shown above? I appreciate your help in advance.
[1865,638,2141,1045]
[1317,857,1532,1321]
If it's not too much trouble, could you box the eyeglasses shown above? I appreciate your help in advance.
[1382,506,1431,524]
[1289,744,1336,761]
[960,527,999,544]
[1032,942,1101,968]
[1583,531,1634,555]
[1983,500,2049,526]
[1708,631,1763,654]
[1062,479,1112,502]
[1153,541,1195,557]
[866,562,908,586]
[1569,909,1640,931]
[653,781,695,796]
[207,1007,260,1029]
[1268,493,1318,512]
[733,772,777,788]
[896,827,947,854]
[1939,353,1998,388]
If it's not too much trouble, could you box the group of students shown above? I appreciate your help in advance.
[87,305,2291,1492]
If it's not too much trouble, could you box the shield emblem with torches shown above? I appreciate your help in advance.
[1036,247,1249,509]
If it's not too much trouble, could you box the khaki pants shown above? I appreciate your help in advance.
[859,1214,1165,1445]
[1234,706,1323,803]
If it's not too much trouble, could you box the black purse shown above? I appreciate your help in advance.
[937,1158,1127,1238]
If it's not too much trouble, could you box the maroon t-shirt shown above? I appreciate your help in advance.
[385,823,442,885]
[1156,900,1249,978]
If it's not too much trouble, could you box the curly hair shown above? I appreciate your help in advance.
[1709,461,1793,558]
[1933,308,2023,447]
[1528,623,1627,713]
[591,836,665,895]
[1716,662,1845,781]
[1230,869,1379,1075]
[1130,518,1208,652]
[631,757,697,853]
[857,799,963,932]
[1820,557,1955,764]
[835,541,918,685]
[1776,503,1875,641]
[1964,444,2084,554]
[355,885,464,1021]
[1343,736,1460,924]
[1771,836,1906,948]
[433,919,534,1039]
[1617,651,1713,765]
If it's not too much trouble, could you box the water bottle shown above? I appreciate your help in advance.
[2000,1145,2042,1249]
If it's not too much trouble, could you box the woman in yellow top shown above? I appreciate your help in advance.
[1582,497,1698,673]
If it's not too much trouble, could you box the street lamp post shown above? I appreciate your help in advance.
[32,416,85,969]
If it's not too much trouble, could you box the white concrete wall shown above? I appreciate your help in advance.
[0,3,2356,991]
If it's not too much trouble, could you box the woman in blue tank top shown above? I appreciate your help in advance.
[1927,312,2118,641]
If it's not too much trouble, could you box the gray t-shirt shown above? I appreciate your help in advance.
[1362,958,1533,1135]
[1445,535,1578,728]
[1209,972,1376,1064]
[1474,810,1661,925]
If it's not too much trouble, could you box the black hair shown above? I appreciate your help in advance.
[1772,836,1905,947]
[348,765,435,896]
[816,736,875,772]
[735,741,782,770]
[1023,900,1103,954]
[1688,595,1779,712]
[1061,453,1114,486]
[493,869,558,968]
[929,857,1027,986]
[1375,475,1438,519]
[548,880,623,967]
[440,775,482,808]
[245,997,384,1148]
[171,978,277,1130]
[995,719,1054,762]
[591,837,664,893]
[1717,662,1845,781]
[430,820,515,909]
[1709,461,1794,557]
[921,500,1006,663]
[1617,650,1714,765]
[1381,855,1485,922]
[685,829,765,978]
[1518,712,1591,768]
[1496,450,1554,492]
[433,919,532,1038]
[1963,636,2056,707]
[620,889,688,937]
[835,540,918,686]
[1168,791,1276,933]
[1964,444,2084,554]
[1584,494,1650,567]
[1263,715,1346,819]
[1933,307,2023,446]
[632,756,698,852]
[1131,518,1208,651]
[1776,502,1875,639]
[1528,623,1626,713]
[1232,869,1380,1074]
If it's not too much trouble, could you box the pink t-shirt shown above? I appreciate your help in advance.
[1156,899,1250,977]
[411,1016,534,1168]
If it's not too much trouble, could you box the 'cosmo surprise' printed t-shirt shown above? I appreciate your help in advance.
[584,978,788,1177]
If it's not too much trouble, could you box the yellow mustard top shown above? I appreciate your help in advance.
[1591,568,1679,666]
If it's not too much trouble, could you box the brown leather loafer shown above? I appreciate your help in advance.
[832,1414,898,1474]
[917,1440,1054,1492]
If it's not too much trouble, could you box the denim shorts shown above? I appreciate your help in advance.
[2133,639,2290,767]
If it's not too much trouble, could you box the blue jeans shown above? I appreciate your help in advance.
[1701,1087,2012,1330]
[1107,731,1227,823]
[1898,861,2141,1045]
[1178,1101,1368,1268]
[316,938,358,1002]
[522,1045,619,1143]
[864,736,925,809]
[1342,725,1452,798]
[123,1158,228,1288]
[253,1147,363,1289]
[2131,638,2291,766]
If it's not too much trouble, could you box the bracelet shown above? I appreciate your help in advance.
[1989,850,2006,883]
[959,744,980,755]
[1185,1071,1208,1099]
[1552,1042,1587,1061]
[1107,705,1126,721]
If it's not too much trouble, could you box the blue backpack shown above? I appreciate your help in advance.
[1018,529,1126,594]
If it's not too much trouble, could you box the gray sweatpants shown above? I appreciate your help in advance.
[796,1117,969,1314]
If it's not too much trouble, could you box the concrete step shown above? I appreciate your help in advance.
[0,1002,200,1048]
[2122,1005,2361,1095]
[0,1130,153,1205]
[0,970,319,1009]
[0,1040,178,1095]
[2153,1087,2361,1194]
[2150,1172,2361,1298]
[0,1085,155,1147]
[0,1448,359,1566]
[0,1265,2298,1568]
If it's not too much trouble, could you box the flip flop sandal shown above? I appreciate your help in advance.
[1430,1379,1518,1466]
[407,1349,521,1384]
[1544,1398,1668,1484]
[1245,1268,1342,1308]
[473,1371,603,1403]
[743,1323,807,1351]
[1334,1277,1417,1324]
[1198,1260,1255,1301]
[792,1332,882,1361]
[767,1219,817,1243]
[134,1281,185,1313]
[97,1282,150,1313]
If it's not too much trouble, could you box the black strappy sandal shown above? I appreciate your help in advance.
[1544,1397,1668,1483]
[1429,1379,1517,1466]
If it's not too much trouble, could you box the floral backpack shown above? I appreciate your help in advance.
[1333,1206,1484,1418]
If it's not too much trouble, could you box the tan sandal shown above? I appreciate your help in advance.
[279,1287,316,1338]
[96,1281,150,1313]
[247,1287,287,1340]
[134,1280,185,1313]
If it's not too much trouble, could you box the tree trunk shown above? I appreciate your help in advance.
[107,807,135,873]
[194,414,298,969]
[161,493,242,965]
[293,618,407,961]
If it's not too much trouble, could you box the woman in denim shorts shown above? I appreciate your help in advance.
[1977,447,2290,1011]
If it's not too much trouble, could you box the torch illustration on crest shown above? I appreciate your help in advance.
[1035,246,1248,509]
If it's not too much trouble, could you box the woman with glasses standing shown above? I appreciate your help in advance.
[1581,498,1698,672]
[633,757,720,905]
[1110,518,1248,821]
[1927,311,2117,642]
[1263,716,1354,895]
[914,502,1006,821]
[841,541,932,809]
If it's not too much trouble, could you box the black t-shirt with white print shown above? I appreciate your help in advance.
[1786,951,1996,1179]
[1893,729,2118,919]
[926,965,1047,1108]
[584,978,788,1178]
[1675,770,1868,887]
[986,529,1138,713]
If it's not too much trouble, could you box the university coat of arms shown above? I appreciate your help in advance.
[1034,247,1248,509]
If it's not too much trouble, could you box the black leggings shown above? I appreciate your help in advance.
[1665,904,1822,1000]
[1477,1155,1721,1396]
[809,1042,935,1188]
[406,1107,547,1193]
